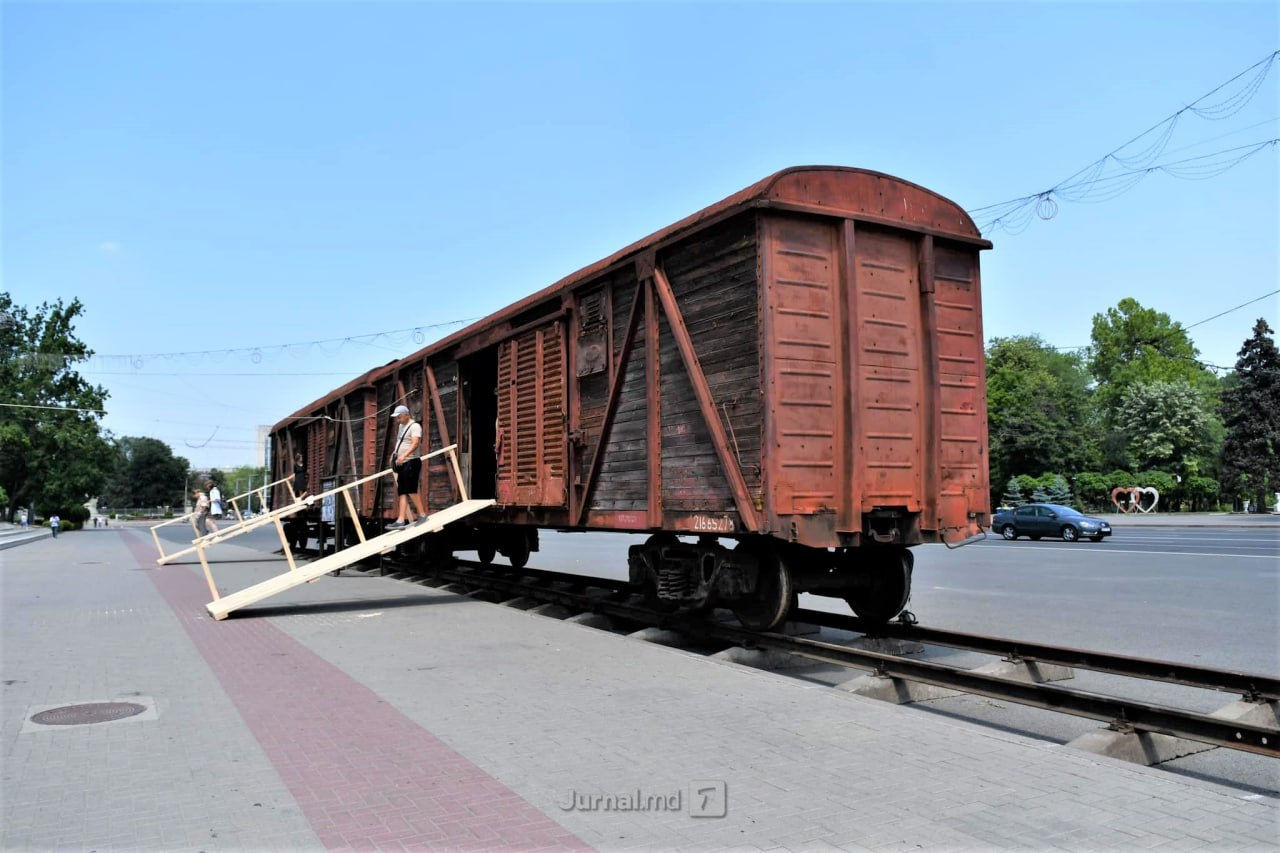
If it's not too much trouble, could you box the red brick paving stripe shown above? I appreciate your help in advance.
[121,532,587,852]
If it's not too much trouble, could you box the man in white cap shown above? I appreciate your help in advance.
[387,404,426,528]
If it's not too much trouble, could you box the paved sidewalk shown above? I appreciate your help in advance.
[1099,512,1279,528]
[0,522,51,550]
[2,529,1276,851]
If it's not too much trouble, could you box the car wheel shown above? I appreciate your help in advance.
[1001,524,1017,540]
[1061,526,1079,542]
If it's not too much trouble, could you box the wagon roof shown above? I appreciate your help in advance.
[274,166,987,430]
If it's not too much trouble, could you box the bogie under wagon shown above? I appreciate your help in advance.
[271,166,992,630]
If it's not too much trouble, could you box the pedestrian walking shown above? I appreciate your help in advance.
[49,514,60,538]
[193,490,211,537]
[387,404,426,528]
[206,481,223,533]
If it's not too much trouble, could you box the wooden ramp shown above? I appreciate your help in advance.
[205,498,495,620]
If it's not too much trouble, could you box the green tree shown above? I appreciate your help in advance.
[1220,319,1280,510]
[1031,474,1072,505]
[1088,298,1221,468]
[219,465,269,512]
[999,477,1024,508]
[0,294,114,521]
[986,335,1097,504]
[1185,475,1220,512]
[1115,380,1216,478]
[1074,472,1109,511]
[1089,298,1216,396]
[100,437,190,510]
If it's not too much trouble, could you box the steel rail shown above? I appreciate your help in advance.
[796,609,1280,702]
[702,623,1278,758]
[381,559,1279,758]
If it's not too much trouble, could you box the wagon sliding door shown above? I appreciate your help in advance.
[496,322,567,506]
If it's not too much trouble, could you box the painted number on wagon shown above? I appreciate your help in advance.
[690,514,734,533]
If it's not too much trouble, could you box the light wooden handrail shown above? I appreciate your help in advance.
[191,445,467,601]
[150,474,296,532]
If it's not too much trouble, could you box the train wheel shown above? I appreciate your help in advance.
[504,535,530,569]
[844,548,913,624]
[477,544,496,565]
[732,548,794,632]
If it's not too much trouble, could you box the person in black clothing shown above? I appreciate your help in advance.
[292,452,309,501]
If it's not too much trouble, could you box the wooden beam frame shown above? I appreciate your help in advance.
[574,277,646,526]
[652,264,761,532]
[644,276,662,528]
[918,234,942,530]
[425,364,459,502]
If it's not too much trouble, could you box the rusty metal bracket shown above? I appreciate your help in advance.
[942,528,987,549]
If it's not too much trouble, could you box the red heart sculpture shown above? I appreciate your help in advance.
[1110,486,1135,513]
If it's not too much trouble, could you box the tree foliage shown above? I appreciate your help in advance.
[1088,298,1217,399]
[1115,380,1216,476]
[985,335,1096,503]
[999,477,1024,508]
[1220,318,1280,508]
[0,294,114,520]
[1030,474,1071,505]
[100,437,191,509]
[1088,298,1221,470]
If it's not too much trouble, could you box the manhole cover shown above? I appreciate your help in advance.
[30,702,146,726]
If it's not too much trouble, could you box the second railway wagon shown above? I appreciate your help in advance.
[271,166,992,630]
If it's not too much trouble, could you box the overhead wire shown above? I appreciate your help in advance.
[971,51,1279,233]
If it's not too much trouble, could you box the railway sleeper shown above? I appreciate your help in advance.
[1068,697,1280,766]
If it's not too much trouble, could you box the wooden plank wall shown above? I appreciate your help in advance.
[661,215,761,511]
[587,215,761,516]
[592,266,647,511]
[427,361,459,512]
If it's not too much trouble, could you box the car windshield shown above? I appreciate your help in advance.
[1043,504,1083,516]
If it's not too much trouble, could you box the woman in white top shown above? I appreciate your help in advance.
[205,481,222,533]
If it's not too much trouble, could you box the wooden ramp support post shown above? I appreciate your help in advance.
[203,445,493,621]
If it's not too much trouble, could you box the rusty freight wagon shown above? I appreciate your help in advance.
[271,166,992,630]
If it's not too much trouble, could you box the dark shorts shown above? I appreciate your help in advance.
[396,457,421,495]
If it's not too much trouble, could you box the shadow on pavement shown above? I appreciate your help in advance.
[228,591,460,620]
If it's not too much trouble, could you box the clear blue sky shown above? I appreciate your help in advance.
[5,2,1277,469]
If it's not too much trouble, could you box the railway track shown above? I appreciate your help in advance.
[366,556,1279,760]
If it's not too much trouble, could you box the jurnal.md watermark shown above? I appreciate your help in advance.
[560,780,727,818]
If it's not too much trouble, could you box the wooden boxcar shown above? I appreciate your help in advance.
[271,166,992,629]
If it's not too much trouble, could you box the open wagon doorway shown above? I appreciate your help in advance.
[460,349,499,501]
